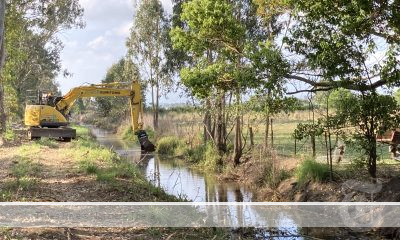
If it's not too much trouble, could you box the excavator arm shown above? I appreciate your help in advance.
[25,81,155,152]
[56,81,144,131]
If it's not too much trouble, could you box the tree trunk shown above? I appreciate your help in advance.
[270,118,274,148]
[233,114,242,166]
[203,98,212,143]
[311,134,316,158]
[154,83,159,130]
[264,114,270,150]
[368,136,377,180]
[215,92,226,152]
[325,132,329,165]
[0,0,5,133]
[249,126,254,147]
[233,90,242,166]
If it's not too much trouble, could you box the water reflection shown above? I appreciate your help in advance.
[91,127,303,239]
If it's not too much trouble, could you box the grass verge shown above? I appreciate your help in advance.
[296,159,330,184]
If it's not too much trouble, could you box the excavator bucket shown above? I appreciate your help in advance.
[136,130,156,152]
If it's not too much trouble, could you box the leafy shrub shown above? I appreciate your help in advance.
[3,128,16,141]
[260,163,291,189]
[79,160,98,174]
[156,136,186,156]
[184,145,206,163]
[200,143,220,171]
[296,159,329,184]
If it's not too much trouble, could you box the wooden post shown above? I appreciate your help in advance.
[249,126,254,147]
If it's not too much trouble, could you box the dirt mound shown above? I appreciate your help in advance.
[376,177,400,202]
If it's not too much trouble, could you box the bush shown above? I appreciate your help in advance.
[260,163,291,189]
[200,143,220,171]
[3,128,16,141]
[79,160,98,174]
[184,145,206,163]
[156,136,187,156]
[296,159,330,184]
[122,126,135,141]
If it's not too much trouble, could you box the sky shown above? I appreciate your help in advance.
[55,0,181,104]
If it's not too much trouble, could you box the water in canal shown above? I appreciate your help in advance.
[90,127,303,239]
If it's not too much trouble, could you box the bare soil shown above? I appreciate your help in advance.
[0,137,220,239]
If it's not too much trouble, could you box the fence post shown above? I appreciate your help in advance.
[249,126,254,147]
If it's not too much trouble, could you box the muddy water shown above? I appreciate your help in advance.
[90,128,303,238]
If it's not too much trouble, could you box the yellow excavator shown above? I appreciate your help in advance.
[24,80,155,152]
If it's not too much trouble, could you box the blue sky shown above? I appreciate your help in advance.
[55,0,184,105]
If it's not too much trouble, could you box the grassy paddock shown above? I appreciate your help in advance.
[145,110,393,163]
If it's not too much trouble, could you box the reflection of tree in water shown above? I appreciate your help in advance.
[153,155,160,188]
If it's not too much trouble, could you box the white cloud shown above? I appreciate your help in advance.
[56,0,185,105]
[113,21,132,37]
[65,40,78,48]
[87,36,107,49]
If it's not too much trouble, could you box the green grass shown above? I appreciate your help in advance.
[261,164,291,189]
[11,156,41,178]
[198,143,220,171]
[69,126,148,184]
[296,159,330,184]
[3,128,16,141]
[79,160,98,174]
[157,136,188,156]
[184,145,206,163]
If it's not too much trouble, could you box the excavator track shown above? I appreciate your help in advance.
[28,127,76,142]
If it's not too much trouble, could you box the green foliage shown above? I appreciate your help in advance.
[296,159,330,184]
[127,0,171,129]
[258,161,291,189]
[122,126,135,141]
[395,89,400,106]
[34,138,59,148]
[314,88,353,109]
[11,157,41,178]
[293,122,324,140]
[95,58,140,122]
[79,160,98,174]
[170,0,255,99]
[3,0,84,120]
[156,136,187,156]
[248,93,298,116]
[184,145,206,163]
[3,127,16,141]
[199,143,220,171]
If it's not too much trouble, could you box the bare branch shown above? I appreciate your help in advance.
[285,74,387,92]
[286,87,333,95]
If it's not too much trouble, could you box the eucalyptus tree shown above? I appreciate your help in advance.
[127,0,171,130]
[1,0,84,129]
[171,0,260,165]
[0,0,5,132]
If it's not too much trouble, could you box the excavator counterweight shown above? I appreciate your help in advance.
[24,81,155,152]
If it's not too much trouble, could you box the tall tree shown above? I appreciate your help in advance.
[171,0,257,165]
[0,0,5,132]
[1,0,84,127]
[255,0,400,178]
[127,0,171,130]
